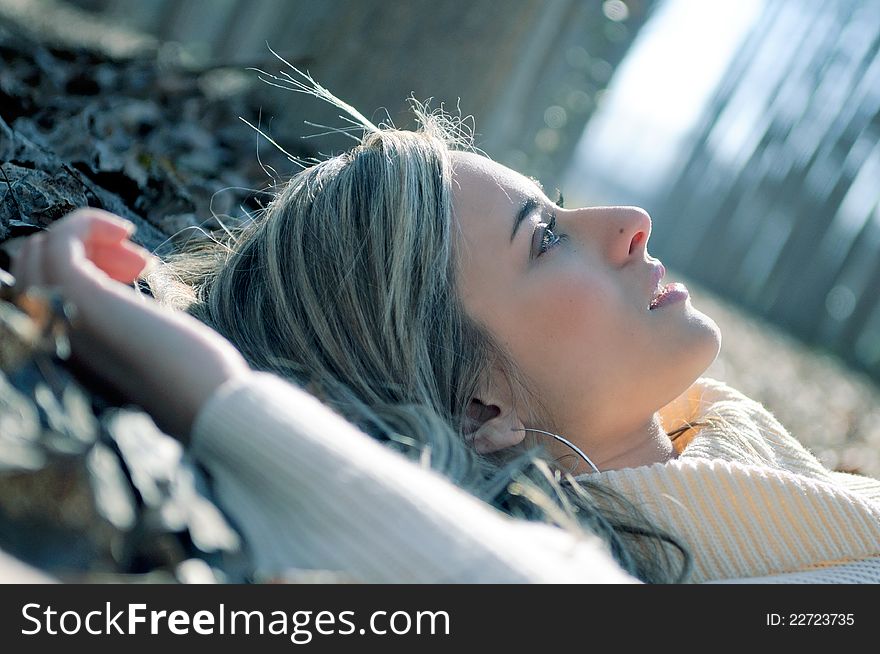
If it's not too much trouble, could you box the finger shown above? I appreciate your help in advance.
[60,208,135,245]
[89,244,151,284]
[91,239,152,265]
[87,212,136,245]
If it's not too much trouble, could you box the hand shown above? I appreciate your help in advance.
[10,208,151,293]
[9,208,252,441]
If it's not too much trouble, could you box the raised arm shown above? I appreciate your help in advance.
[189,370,633,583]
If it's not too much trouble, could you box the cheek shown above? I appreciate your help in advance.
[539,278,604,336]
[507,271,621,371]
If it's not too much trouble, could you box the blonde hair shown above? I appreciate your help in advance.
[149,67,691,583]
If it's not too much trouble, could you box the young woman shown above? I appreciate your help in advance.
[10,86,880,584]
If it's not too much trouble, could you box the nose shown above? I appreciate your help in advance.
[572,206,652,266]
[623,207,652,259]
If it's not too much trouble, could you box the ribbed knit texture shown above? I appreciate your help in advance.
[578,378,880,583]
[189,372,635,583]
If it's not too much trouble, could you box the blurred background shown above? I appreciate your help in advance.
[1,0,879,479]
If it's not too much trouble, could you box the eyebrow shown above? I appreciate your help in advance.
[511,197,541,243]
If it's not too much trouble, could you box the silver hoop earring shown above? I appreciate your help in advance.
[513,428,600,474]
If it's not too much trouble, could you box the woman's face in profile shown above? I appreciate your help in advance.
[451,151,721,453]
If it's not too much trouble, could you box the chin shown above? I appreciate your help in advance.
[685,304,723,378]
[648,302,723,411]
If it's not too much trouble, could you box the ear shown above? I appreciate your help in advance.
[464,397,526,454]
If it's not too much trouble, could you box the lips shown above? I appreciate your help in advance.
[647,259,690,309]
[648,261,666,308]
[651,261,666,290]
[650,282,689,309]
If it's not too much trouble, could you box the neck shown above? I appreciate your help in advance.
[585,413,676,474]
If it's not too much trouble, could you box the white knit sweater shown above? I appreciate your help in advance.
[190,372,880,583]
[576,378,880,583]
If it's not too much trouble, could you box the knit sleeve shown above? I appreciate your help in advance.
[188,372,635,584]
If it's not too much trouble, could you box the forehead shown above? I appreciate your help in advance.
[450,152,542,216]
[449,152,545,256]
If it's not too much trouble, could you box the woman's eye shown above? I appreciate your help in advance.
[539,228,561,254]
[536,215,565,257]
